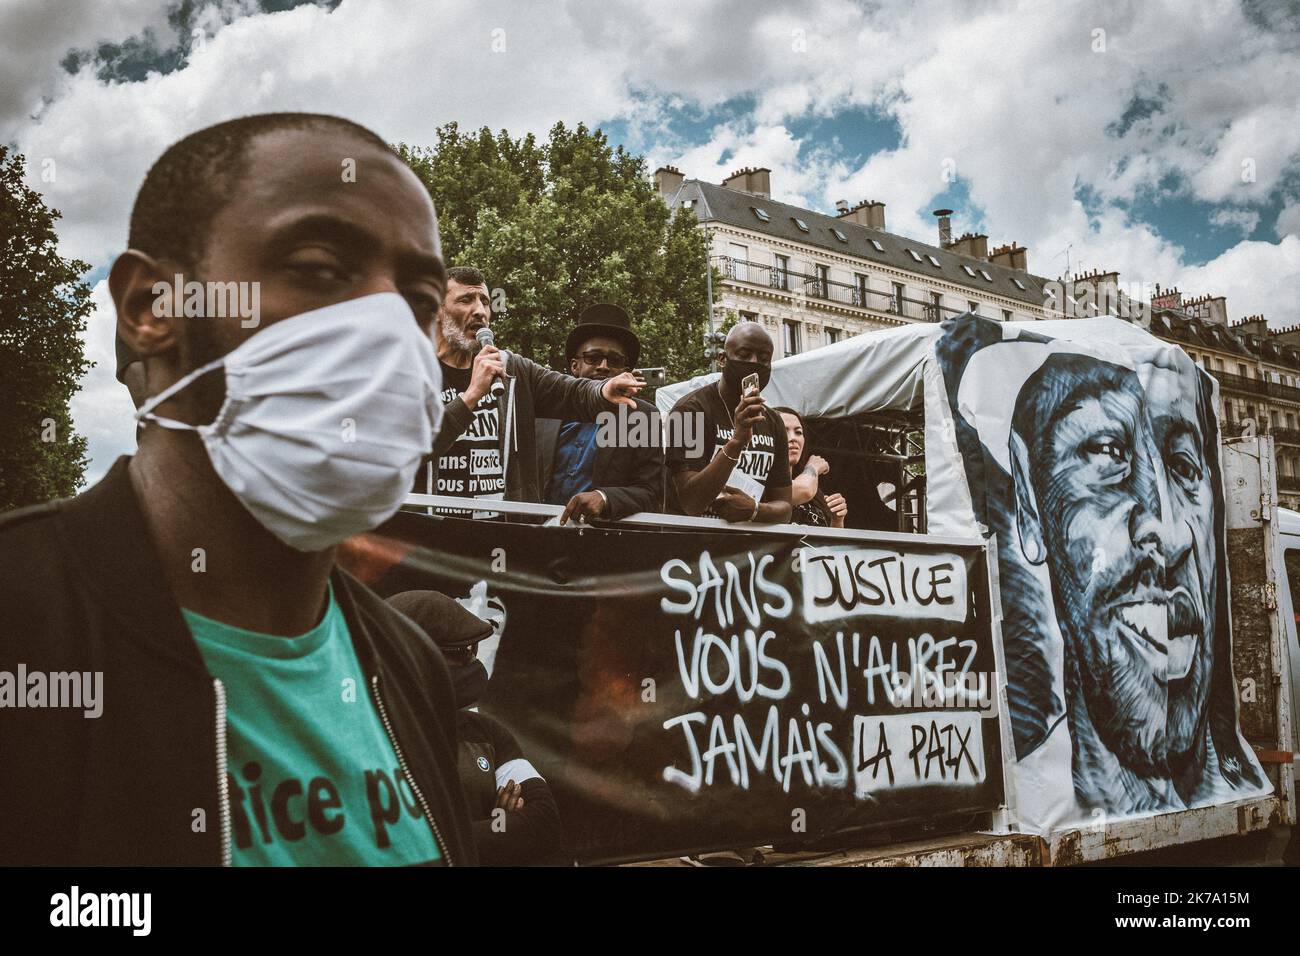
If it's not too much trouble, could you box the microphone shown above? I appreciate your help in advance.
[475,327,506,398]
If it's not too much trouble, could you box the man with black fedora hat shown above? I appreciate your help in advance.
[536,304,664,524]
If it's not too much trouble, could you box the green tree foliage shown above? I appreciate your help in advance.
[400,123,715,382]
[0,147,93,511]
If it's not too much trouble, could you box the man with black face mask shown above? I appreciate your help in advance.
[665,321,792,523]
[387,591,565,866]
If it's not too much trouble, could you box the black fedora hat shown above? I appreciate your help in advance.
[565,303,640,368]
[386,590,492,649]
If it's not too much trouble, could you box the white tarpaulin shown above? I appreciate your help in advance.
[659,314,1271,833]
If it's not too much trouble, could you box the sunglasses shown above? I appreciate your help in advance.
[577,349,630,369]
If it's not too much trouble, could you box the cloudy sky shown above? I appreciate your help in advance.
[4,0,1299,483]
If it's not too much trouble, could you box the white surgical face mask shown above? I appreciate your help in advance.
[135,292,443,551]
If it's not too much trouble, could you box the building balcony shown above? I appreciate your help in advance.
[1210,368,1268,396]
[1273,427,1300,446]
[1209,368,1300,405]
[718,257,968,323]
[1278,474,1300,494]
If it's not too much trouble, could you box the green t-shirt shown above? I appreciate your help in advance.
[185,586,442,866]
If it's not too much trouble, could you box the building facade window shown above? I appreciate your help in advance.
[814,263,830,300]
[855,273,869,308]
[968,300,979,315]
[783,319,802,356]
[826,327,842,344]
[729,242,748,282]
[1002,309,1013,322]
[891,281,905,314]
[927,291,942,321]
[774,254,790,291]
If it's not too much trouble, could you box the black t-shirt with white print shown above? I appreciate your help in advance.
[665,382,791,517]
[432,362,506,517]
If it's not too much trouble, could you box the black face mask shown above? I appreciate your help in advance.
[448,659,489,709]
[721,358,771,393]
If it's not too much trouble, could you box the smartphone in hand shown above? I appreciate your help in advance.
[634,367,667,388]
[741,372,761,397]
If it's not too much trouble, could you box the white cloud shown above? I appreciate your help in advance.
[16,0,644,268]
[0,0,172,137]
[1209,206,1262,236]
[1278,202,1300,240]
[1178,235,1300,329]
[652,0,1300,327]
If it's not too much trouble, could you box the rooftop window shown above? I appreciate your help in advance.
[906,249,923,262]
[926,254,942,267]
[831,228,847,242]
[752,207,770,223]
[869,239,885,252]
[961,265,976,277]
[979,269,993,282]
[1011,278,1026,290]
[793,217,809,232]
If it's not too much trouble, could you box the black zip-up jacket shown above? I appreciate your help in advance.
[0,457,478,866]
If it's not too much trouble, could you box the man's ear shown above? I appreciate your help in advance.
[108,250,181,361]
[569,358,580,376]
[1009,430,1047,566]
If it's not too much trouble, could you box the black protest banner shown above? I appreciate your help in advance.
[348,511,1003,863]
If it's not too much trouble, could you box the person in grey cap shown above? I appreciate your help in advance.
[535,303,664,524]
[387,590,567,866]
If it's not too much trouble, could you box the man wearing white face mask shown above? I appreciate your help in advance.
[0,114,480,866]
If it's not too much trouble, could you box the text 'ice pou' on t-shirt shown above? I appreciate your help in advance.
[185,585,443,866]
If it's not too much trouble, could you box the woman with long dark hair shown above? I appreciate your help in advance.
[774,407,848,528]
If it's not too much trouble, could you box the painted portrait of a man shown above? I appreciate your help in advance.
[935,316,1267,826]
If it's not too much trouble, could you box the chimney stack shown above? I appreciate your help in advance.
[721,166,771,199]
[1272,322,1300,347]
[835,199,848,213]
[989,242,1028,272]
[946,232,989,260]
[1230,314,1268,336]
[653,165,684,199]
[933,209,954,248]
[1151,285,1183,311]
[1071,268,1122,316]
[1184,293,1228,326]
[837,199,886,230]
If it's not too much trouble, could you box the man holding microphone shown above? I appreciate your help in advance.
[418,266,644,515]
[665,321,793,524]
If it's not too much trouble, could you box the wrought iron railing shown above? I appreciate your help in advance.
[719,257,967,323]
